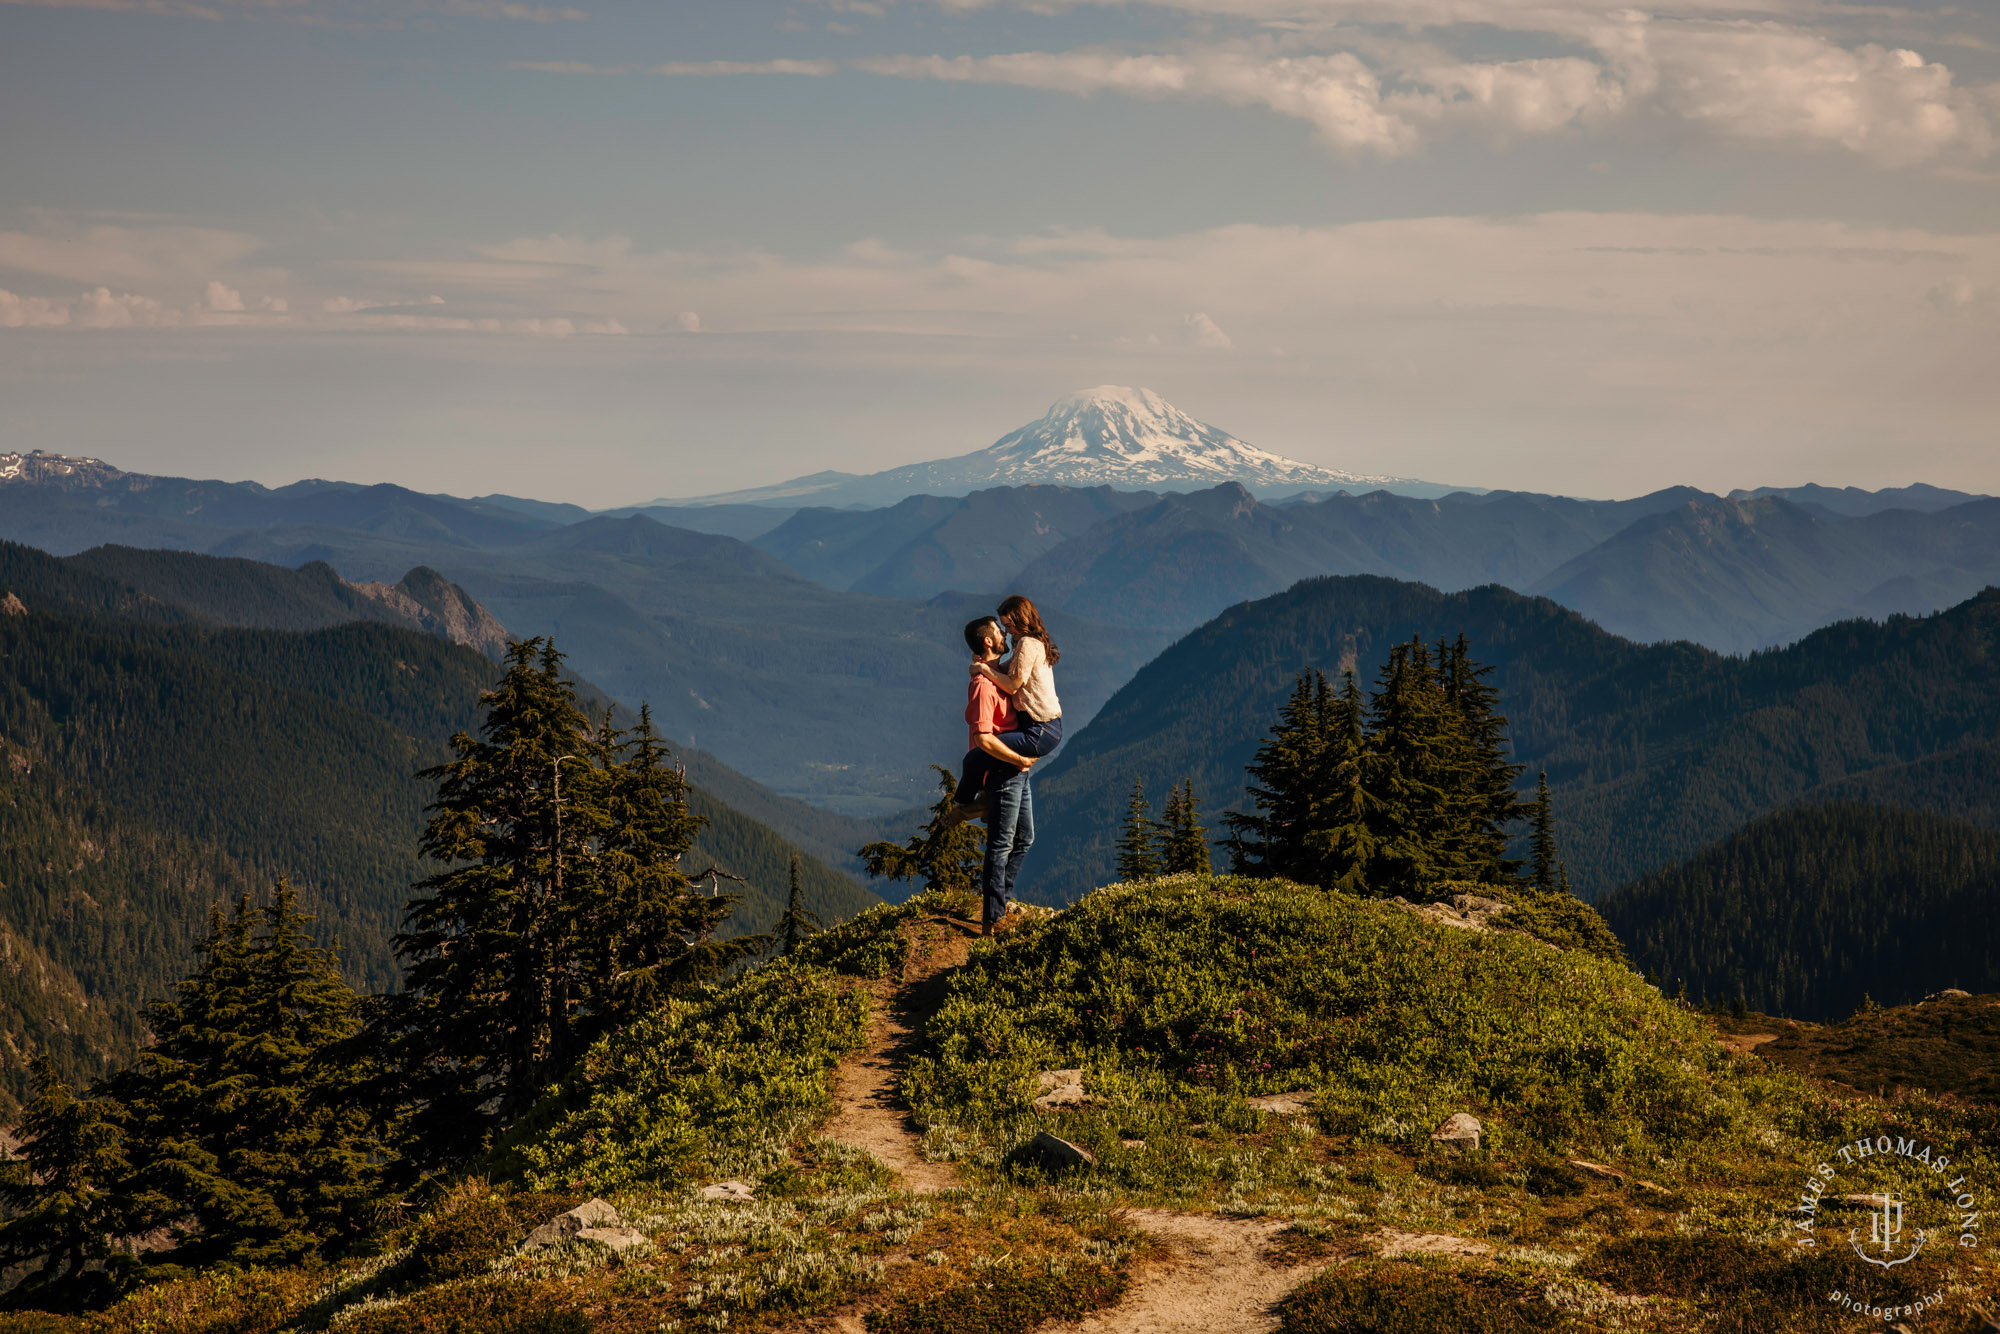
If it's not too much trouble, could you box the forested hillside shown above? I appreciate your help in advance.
[1024,575,2000,903]
[1596,803,2000,1020]
[0,558,879,1112]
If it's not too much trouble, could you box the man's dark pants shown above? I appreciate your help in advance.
[981,766,1034,927]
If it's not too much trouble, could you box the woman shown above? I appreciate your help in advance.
[951,594,1064,818]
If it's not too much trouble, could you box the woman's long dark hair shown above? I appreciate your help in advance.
[997,594,1060,665]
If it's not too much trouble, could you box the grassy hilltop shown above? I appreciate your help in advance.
[24,875,1999,1334]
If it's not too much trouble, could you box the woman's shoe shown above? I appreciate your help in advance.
[940,802,985,828]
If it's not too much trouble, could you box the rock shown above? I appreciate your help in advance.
[0,593,24,618]
[1926,988,1972,1002]
[523,1197,623,1249]
[1386,895,1511,934]
[576,1226,650,1251]
[1246,1092,1316,1115]
[1021,1130,1097,1171]
[1431,1112,1483,1151]
[699,1180,757,1203]
[1032,1069,1088,1111]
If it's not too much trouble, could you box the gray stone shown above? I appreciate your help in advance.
[576,1226,651,1251]
[1246,1091,1316,1115]
[1022,1130,1097,1171]
[1431,1112,1483,1151]
[570,1197,620,1227]
[699,1179,757,1203]
[522,1197,624,1249]
[1386,895,1512,934]
[1926,988,1972,1002]
[1032,1069,1088,1112]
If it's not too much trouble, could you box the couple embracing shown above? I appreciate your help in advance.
[948,595,1063,936]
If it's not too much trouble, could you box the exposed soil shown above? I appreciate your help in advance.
[1069,1211,1325,1334]
[820,914,972,1194]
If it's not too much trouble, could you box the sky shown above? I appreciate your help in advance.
[1,0,1997,505]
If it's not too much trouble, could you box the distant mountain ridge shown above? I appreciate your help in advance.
[661,387,1461,508]
[1022,575,2000,905]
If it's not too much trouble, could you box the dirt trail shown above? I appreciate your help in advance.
[1069,1211,1323,1334]
[820,914,972,1193]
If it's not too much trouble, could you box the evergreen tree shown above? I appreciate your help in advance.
[1224,638,1532,899]
[110,887,383,1269]
[1437,635,1530,884]
[859,766,986,897]
[1530,770,1558,892]
[388,639,602,1145]
[775,854,824,956]
[0,1055,135,1305]
[589,704,756,1034]
[1224,673,1330,879]
[1162,779,1212,876]
[385,643,751,1155]
[1305,671,1381,895]
[1115,779,1162,881]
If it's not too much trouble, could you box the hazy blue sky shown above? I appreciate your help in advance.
[3,0,1997,504]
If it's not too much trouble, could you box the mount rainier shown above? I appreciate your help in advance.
[664,387,1460,508]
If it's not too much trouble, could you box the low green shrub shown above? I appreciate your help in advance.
[905,877,1738,1159]
[514,956,869,1191]
[863,1261,1126,1334]
[335,1280,590,1334]
[1522,1159,1587,1197]
[1278,1265,1572,1334]
[397,1189,579,1286]
[0,1316,75,1334]
[1436,880,1627,963]
[1580,1232,1961,1332]
[66,1268,323,1334]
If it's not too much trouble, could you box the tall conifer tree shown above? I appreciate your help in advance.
[1163,779,1212,876]
[1115,779,1162,881]
[0,1056,135,1304]
[1530,770,1558,892]
[775,854,824,956]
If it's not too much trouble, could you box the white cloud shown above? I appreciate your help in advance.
[1639,26,1993,166]
[841,5,1997,169]
[1182,311,1233,348]
[0,290,72,328]
[205,280,245,312]
[678,311,702,332]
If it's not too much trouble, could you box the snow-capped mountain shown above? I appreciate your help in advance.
[0,449,127,487]
[663,387,1461,508]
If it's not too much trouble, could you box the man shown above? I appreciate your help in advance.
[961,615,1036,935]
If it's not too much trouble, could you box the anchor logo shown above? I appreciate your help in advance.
[1850,1191,1928,1269]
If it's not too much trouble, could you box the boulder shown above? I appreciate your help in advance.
[1386,895,1512,934]
[1925,989,1972,1002]
[1032,1069,1089,1111]
[1431,1112,1483,1152]
[699,1180,757,1203]
[1246,1091,1316,1116]
[1021,1130,1097,1171]
[523,1197,623,1249]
